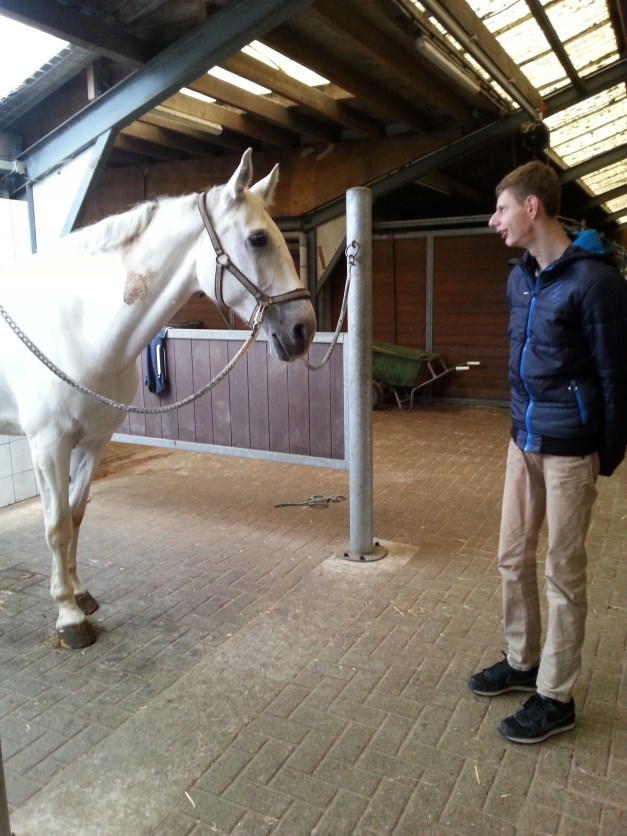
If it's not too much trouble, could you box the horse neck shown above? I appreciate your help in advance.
[111,195,207,368]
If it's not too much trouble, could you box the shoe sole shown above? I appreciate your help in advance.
[497,720,576,744]
[468,683,537,697]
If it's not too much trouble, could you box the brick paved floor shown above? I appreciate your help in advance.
[0,404,625,835]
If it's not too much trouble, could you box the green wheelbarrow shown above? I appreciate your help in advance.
[372,339,479,410]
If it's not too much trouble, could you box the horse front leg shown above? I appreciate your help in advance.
[68,440,110,615]
[31,436,98,648]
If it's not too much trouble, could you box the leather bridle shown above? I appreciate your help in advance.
[197,193,311,328]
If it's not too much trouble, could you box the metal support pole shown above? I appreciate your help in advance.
[344,188,386,562]
[0,740,12,836]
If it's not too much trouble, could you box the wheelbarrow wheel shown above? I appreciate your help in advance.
[372,380,385,409]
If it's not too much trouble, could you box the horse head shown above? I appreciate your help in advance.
[196,150,316,361]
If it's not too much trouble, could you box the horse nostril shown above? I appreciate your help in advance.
[293,323,306,344]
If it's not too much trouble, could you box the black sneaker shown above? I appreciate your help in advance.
[468,653,538,696]
[498,692,576,743]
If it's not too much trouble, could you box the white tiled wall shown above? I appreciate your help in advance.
[1,197,38,508]
[0,197,30,267]
[0,435,38,507]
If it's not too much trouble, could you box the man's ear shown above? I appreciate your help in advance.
[526,194,540,219]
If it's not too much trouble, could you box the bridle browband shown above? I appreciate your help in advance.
[197,193,310,328]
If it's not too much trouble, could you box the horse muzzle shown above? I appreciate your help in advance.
[264,297,316,361]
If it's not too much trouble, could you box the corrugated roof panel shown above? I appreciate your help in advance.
[545,0,610,41]
[583,159,626,193]
[546,86,627,158]
[467,0,627,229]
[563,22,618,73]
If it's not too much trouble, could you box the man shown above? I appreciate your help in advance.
[468,161,627,743]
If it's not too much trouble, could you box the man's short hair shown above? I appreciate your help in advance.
[496,161,561,217]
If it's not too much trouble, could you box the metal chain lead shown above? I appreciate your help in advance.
[300,240,358,372]
[0,238,358,408]
[0,302,262,414]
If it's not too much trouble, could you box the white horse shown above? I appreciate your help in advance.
[0,149,316,648]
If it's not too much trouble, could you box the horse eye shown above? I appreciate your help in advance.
[248,231,268,249]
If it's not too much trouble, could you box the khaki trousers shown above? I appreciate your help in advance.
[498,440,599,702]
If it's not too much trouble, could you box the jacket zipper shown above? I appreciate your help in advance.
[569,380,587,424]
[520,274,541,451]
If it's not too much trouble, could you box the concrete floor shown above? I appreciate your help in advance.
[0,404,625,835]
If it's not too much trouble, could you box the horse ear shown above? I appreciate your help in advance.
[250,164,279,206]
[225,148,253,200]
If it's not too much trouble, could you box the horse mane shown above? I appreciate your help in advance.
[65,200,161,255]
[56,186,223,256]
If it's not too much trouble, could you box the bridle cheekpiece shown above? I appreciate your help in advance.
[197,193,310,328]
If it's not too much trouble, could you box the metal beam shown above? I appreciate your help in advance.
[545,57,627,115]
[524,0,583,90]
[62,130,116,234]
[302,111,529,230]
[19,0,314,182]
[581,182,627,210]
[301,59,627,230]
[0,0,155,65]
[418,0,543,117]
[559,142,627,184]
[597,206,627,225]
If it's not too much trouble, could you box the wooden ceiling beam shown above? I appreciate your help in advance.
[262,26,434,133]
[308,0,472,123]
[222,52,384,137]
[121,121,225,156]
[139,115,250,153]
[188,73,340,143]
[114,133,185,161]
[156,92,297,149]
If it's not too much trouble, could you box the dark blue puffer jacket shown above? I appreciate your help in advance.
[507,229,627,477]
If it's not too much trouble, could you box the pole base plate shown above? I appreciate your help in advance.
[342,543,388,562]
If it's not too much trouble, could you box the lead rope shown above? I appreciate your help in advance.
[301,240,357,372]
[0,302,262,414]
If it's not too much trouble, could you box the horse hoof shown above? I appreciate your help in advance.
[57,620,98,649]
[75,590,99,615]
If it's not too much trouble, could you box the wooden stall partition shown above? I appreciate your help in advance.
[115,330,346,469]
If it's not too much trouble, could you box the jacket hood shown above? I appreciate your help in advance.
[570,228,611,255]
[511,228,617,272]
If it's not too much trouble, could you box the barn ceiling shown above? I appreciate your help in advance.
[0,0,626,236]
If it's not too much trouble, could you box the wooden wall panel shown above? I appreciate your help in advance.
[268,361,289,454]
[247,344,271,451]
[228,339,252,450]
[366,230,511,403]
[173,339,196,442]
[431,234,510,401]
[209,341,232,447]
[330,348,345,459]
[372,237,395,342]
[308,343,333,459]
[192,340,213,443]
[392,237,427,349]
[287,361,311,456]
[160,340,180,440]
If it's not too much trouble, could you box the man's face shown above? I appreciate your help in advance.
[489,188,532,249]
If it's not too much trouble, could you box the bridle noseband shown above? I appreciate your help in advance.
[197,193,310,328]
